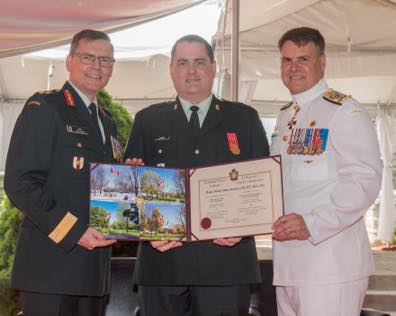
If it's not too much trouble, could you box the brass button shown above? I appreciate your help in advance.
[158,148,163,154]
[77,142,82,148]
[282,135,288,142]
[194,148,200,155]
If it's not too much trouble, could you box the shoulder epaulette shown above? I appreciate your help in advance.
[169,100,178,111]
[27,89,61,107]
[37,89,61,95]
[26,100,41,107]
[219,98,239,106]
[280,101,293,111]
[323,89,350,105]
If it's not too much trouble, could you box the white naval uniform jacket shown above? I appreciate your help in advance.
[270,79,382,286]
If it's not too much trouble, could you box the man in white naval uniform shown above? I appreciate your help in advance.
[271,27,382,316]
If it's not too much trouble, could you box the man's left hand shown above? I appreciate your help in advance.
[213,237,242,247]
[272,213,310,241]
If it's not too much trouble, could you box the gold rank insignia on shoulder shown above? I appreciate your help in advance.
[323,89,350,105]
[280,101,293,111]
[27,100,41,106]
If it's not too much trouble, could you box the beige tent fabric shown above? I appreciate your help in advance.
[0,0,204,58]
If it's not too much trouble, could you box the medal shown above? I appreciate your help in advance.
[320,129,329,152]
[226,132,240,155]
[73,156,84,170]
[110,136,123,162]
[303,128,312,155]
[296,129,304,154]
[287,129,296,154]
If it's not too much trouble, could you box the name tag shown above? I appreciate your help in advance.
[154,136,171,141]
[66,125,88,135]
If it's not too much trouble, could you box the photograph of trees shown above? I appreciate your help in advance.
[90,163,186,241]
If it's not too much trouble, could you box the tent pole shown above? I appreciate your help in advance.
[231,0,239,102]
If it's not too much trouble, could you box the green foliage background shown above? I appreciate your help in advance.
[98,89,133,149]
[0,197,22,316]
[0,89,132,316]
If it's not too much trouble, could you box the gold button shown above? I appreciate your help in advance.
[77,142,82,148]
[158,148,163,154]
[194,148,200,155]
[282,135,288,142]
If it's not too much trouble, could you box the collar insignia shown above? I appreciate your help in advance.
[64,89,76,107]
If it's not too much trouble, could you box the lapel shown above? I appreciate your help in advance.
[62,82,104,148]
[167,98,193,137]
[200,97,224,136]
[98,104,112,148]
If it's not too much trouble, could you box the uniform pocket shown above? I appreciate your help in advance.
[59,134,92,178]
[151,138,177,166]
[291,153,329,181]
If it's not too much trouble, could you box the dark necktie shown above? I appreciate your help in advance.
[88,102,100,131]
[189,105,200,135]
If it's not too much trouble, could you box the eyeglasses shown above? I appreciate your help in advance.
[281,54,322,67]
[73,53,115,67]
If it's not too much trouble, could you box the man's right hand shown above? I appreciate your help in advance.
[150,240,182,252]
[78,227,116,250]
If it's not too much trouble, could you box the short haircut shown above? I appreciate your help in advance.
[278,27,325,54]
[171,34,214,62]
[69,29,113,55]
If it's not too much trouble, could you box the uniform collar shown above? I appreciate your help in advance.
[291,79,328,105]
[178,94,213,124]
[67,80,98,109]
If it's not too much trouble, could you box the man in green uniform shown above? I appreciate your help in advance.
[124,34,270,316]
[4,29,119,315]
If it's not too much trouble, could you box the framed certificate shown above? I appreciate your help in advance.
[89,156,283,241]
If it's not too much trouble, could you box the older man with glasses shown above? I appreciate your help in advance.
[5,29,118,316]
